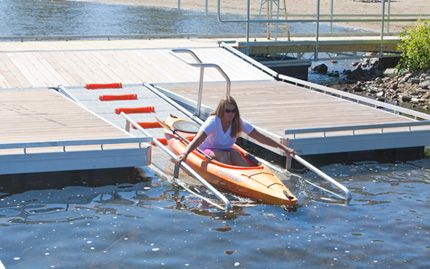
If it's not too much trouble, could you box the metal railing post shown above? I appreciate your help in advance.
[387,0,391,33]
[330,0,334,33]
[171,48,231,115]
[380,0,386,57]
[197,66,205,117]
[246,0,251,43]
[315,0,321,61]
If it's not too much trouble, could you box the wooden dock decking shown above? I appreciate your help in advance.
[0,88,151,174]
[0,38,429,173]
[155,78,430,156]
[157,80,409,131]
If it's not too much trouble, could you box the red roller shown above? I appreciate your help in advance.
[132,122,162,129]
[152,138,168,146]
[99,94,138,101]
[85,83,122,90]
[115,106,155,114]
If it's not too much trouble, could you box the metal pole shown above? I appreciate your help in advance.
[121,113,231,211]
[293,155,352,201]
[246,0,251,43]
[330,0,334,33]
[197,67,205,117]
[178,0,181,10]
[387,0,391,33]
[315,0,321,61]
[380,0,386,57]
[205,0,208,16]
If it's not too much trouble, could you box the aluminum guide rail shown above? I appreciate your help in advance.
[121,112,231,211]
[147,84,351,202]
[171,48,231,117]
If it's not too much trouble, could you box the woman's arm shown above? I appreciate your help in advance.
[248,128,295,156]
[176,130,208,162]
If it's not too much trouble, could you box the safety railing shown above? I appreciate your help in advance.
[217,0,430,59]
[121,112,231,211]
[171,48,231,117]
[218,43,430,121]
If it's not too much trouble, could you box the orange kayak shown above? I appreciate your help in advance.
[163,115,297,207]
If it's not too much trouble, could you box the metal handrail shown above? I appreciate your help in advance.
[171,48,231,117]
[147,84,351,202]
[120,112,231,211]
[217,0,429,57]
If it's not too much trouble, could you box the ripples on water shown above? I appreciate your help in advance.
[0,1,427,268]
[0,160,429,268]
[0,0,365,37]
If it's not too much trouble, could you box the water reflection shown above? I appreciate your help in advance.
[0,0,366,37]
[0,160,429,268]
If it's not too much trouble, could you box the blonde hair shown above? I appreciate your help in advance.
[212,96,241,138]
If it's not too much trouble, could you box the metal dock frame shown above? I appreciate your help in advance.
[121,112,231,211]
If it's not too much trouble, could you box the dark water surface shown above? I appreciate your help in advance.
[1,160,429,269]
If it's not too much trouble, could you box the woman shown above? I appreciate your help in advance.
[177,96,295,166]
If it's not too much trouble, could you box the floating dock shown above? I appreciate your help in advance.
[0,38,429,174]
[0,88,151,175]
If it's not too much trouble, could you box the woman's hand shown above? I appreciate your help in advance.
[176,152,188,163]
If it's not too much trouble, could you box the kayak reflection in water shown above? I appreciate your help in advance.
[176,96,295,166]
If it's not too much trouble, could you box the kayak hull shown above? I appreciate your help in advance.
[164,116,297,207]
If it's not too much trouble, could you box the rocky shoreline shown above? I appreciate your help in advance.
[313,58,430,113]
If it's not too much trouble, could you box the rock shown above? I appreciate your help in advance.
[352,82,364,92]
[312,64,328,74]
[328,71,340,77]
[419,80,430,89]
[347,66,367,80]
[377,96,386,102]
[399,73,412,83]
[376,91,385,97]
[390,82,398,90]
[374,77,383,84]
[401,95,412,102]
[410,77,420,84]
[411,97,420,104]
[383,68,397,77]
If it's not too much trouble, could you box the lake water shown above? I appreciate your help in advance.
[0,0,365,37]
[0,1,429,268]
[1,161,429,268]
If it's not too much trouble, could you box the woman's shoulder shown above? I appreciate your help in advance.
[206,115,219,123]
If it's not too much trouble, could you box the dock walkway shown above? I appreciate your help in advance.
[0,38,429,174]
[0,88,151,175]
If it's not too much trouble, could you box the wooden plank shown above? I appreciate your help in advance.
[163,80,412,137]
[0,89,130,144]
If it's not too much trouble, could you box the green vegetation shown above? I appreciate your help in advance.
[397,20,430,73]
